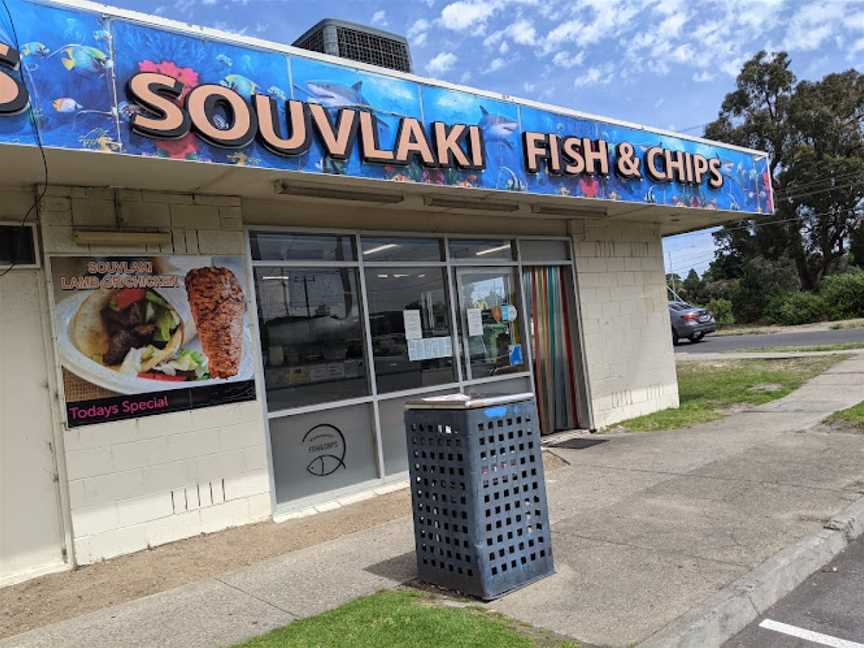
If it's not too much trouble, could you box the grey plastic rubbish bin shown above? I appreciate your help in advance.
[404,392,554,600]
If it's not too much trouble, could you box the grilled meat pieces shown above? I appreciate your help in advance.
[185,267,246,378]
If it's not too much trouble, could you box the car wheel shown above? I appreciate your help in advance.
[672,329,680,346]
[689,332,704,343]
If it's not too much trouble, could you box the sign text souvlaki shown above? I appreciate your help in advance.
[0,44,722,189]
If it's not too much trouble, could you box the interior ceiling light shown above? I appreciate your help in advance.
[529,204,607,217]
[72,230,171,246]
[277,181,404,204]
[363,243,399,255]
[475,243,512,256]
[423,196,520,212]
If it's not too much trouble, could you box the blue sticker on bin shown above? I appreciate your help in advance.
[509,344,523,365]
[484,406,508,418]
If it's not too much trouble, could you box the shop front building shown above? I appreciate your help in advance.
[0,0,772,586]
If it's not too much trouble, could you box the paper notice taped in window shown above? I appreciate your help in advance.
[467,308,483,337]
[408,336,452,362]
[408,338,424,361]
[403,309,422,340]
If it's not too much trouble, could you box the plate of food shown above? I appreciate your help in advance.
[55,266,255,395]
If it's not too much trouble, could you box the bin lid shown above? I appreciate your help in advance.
[405,392,534,410]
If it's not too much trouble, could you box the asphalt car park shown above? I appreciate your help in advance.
[725,534,864,647]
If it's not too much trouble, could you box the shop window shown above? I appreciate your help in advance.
[361,236,444,262]
[249,231,356,262]
[0,224,37,267]
[519,239,571,262]
[254,267,370,410]
[365,268,456,393]
[269,403,378,504]
[448,239,514,261]
[454,267,526,380]
[378,389,456,475]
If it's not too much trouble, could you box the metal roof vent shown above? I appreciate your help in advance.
[292,18,413,73]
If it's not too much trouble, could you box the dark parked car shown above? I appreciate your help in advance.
[669,301,716,345]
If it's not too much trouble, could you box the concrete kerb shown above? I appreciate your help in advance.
[677,349,864,362]
[637,494,864,648]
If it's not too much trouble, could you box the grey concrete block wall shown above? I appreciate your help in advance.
[572,221,679,428]
[37,186,272,565]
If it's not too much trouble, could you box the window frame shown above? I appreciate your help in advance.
[0,221,40,270]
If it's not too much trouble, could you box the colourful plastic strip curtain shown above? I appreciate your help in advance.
[526,266,579,434]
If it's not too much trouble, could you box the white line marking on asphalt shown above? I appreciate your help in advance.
[759,619,864,648]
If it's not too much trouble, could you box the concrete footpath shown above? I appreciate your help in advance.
[4,355,864,648]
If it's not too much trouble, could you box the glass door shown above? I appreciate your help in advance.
[523,265,581,434]
[454,267,526,381]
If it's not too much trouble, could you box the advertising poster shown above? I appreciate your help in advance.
[50,256,256,427]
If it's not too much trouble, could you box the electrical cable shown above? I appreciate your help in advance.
[0,0,49,279]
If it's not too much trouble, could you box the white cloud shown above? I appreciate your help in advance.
[407,18,430,38]
[487,57,506,72]
[573,67,602,87]
[439,1,495,31]
[153,5,166,14]
[407,18,430,46]
[523,81,536,93]
[849,13,864,31]
[508,18,536,45]
[852,37,864,53]
[371,10,388,27]
[658,13,688,38]
[784,3,845,51]
[499,40,510,54]
[547,19,585,45]
[692,70,715,82]
[201,0,217,5]
[573,63,613,87]
[427,51,458,75]
[551,50,584,68]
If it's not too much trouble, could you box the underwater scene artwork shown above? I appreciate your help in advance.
[0,0,772,214]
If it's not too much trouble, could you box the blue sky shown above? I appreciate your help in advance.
[106,0,864,277]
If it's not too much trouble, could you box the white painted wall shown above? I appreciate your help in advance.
[573,220,679,428]
[0,190,66,586]
[40,187,272,565]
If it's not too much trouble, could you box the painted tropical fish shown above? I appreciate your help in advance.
[296,80,402,130]
[116,100,140,122]
[498,166,525,191]
[93,29,112,43]
[478,106,517,148]
[220,74,257,99]
[21,42,50,57]
[53,97,84,113]
[211,112,230,130]
[81,128,121,152]
[53,97,114,123]
[55,45,112,77]
[216,54,233,68]
[299,80,372,110]
[267,85,287,102]
[64,18,82,40]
